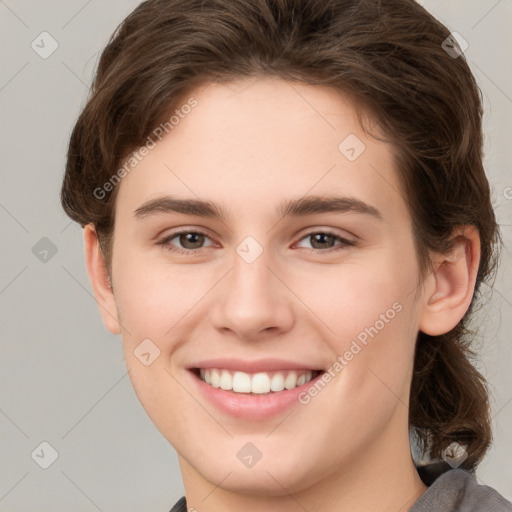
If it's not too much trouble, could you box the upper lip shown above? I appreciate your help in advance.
[188,358,324,373]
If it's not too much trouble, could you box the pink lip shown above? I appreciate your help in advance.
[188,357,321,373]
[187,367,325,421]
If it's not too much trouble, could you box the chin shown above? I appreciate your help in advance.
[196,457,320,497]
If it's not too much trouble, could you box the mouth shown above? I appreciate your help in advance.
[186,358,328,419]
[191,368,323,395]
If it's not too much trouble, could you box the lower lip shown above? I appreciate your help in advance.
[188,370,324,421]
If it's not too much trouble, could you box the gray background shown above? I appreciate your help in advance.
[0,1,510,510]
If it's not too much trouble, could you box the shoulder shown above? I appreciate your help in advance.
[411,464,512,512]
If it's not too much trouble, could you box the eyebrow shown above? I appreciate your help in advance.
[133,194,383,222]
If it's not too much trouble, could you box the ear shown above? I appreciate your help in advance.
[419,225,481,336]
[83,223,121,335]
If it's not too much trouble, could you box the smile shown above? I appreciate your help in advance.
[188,359,327,420]
[195,368,321,394]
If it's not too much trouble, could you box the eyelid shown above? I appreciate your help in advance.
[157,226,356,254]
[292,229,355,253]
[294,226,356,243]
[157,228,218,253]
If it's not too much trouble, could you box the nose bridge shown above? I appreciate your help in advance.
[230,238,280,312]
[211,236,294,338]
[232,240,274,297]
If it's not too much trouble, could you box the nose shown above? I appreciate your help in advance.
[210,245,295,341]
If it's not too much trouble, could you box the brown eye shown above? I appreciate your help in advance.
[309,233,337,249]
[158,230,215,254]
[295,231,354,253]
[176,232,206,249]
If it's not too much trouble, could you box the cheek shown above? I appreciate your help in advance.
[298,256,412,341]
[112,252,196,438]
[112,249,204,336]
[300,251,419,399]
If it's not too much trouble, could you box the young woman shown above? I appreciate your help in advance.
[61,0,511,510]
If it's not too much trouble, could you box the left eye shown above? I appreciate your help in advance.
[158,230,353,254]
[295,232,353,251]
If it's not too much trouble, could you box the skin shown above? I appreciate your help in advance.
[84,76,480,512]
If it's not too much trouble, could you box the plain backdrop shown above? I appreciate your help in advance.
[1,1,511,511]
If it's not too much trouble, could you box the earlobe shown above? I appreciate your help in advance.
[419,226,480,336]
[83,224,121,335]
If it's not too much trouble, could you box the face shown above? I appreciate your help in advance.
[104,77,426,495]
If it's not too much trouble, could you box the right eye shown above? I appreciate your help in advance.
[157,230,216,254]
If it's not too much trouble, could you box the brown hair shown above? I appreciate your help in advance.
[61,0,501,470]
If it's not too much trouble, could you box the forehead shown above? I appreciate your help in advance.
[114,77,408,226]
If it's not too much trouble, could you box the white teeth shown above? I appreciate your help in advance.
[198,368,317,394]
[270,373,285,392]
[233,371,251,393]
[219,370,232,390]
[210,369,221,388]
[251,373,271,394]
[284,371,297,390]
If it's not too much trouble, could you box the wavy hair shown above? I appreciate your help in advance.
[61,0,501,470]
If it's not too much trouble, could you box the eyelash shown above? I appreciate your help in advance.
[156,229,355,255]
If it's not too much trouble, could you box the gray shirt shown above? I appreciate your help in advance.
[410,467,512,511]
[169,467,512,511]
